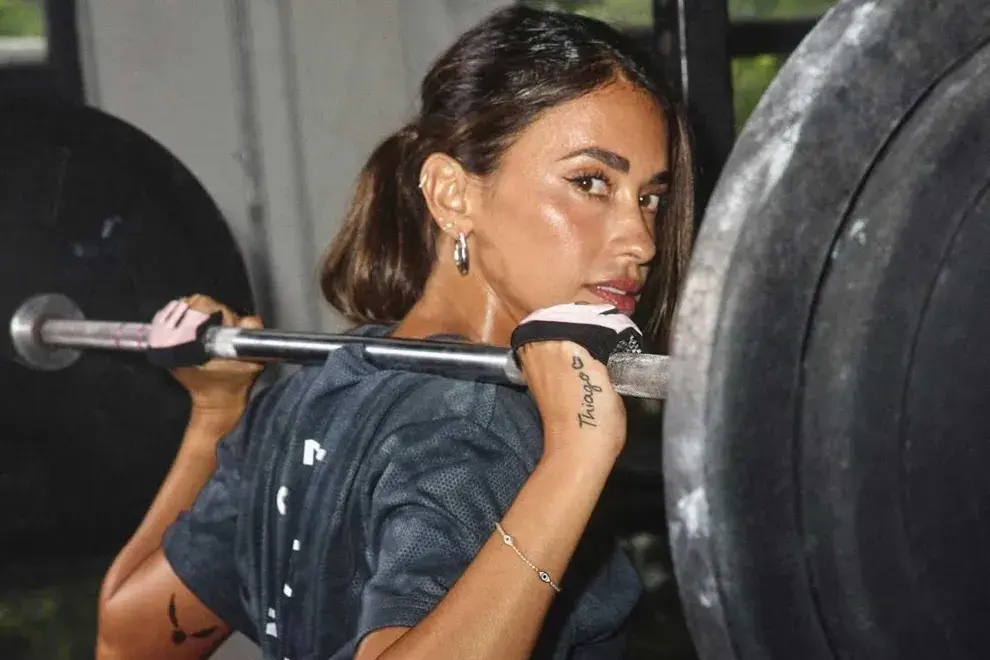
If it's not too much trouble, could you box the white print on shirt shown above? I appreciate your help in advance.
[265,608,277,638]
[276,486,288,516]
[302,439,327,466]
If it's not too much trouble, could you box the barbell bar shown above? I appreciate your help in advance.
[9,293,670,400]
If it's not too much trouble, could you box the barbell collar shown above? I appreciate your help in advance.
[9,293,85,371]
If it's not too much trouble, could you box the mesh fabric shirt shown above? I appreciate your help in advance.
[163,325,643,659]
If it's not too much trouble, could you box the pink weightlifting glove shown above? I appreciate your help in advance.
[510,303,644,366]
[146,299,223,369]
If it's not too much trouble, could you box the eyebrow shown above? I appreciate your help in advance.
[560,147,630,172]
[559,146,671,186]
[648,171,672,186]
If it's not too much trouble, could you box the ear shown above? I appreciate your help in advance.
[418,152,476,237]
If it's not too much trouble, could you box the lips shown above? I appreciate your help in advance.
[588,283,640,315]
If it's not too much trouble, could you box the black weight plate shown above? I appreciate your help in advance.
[663,1,990,659]
[802,42,990,659]
[0,99,254,564]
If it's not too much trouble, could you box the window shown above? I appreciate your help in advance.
[521,0,652,28]
[0,0,48,65]
[729,1,836,129]
[732,54,784,131]
[522,1,836,132]
[729,0,836,20]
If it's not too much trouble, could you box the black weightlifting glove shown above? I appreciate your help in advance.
[510,303,644,366]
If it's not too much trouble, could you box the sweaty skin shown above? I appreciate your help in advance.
[395,80,670,346]
[97,81,674,660]
[359,80,671,659]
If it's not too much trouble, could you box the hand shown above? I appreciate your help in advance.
[516,343,627,462]
[512,303,641,461]
[157,294,264,413]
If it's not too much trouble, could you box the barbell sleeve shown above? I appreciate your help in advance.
[10,294,669,399]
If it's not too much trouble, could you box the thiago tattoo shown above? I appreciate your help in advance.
[572,355,603,428]
[168,593,219,644]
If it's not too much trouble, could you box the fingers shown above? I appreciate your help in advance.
[238,315,263,330]
[183,294,236,326]
[148,305,210,350]
[153,300,182,326]
[149,294,258,356]
[154,294,260,331]
[511,303,645,366]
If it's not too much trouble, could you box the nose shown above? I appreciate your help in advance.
[614,203,657,266]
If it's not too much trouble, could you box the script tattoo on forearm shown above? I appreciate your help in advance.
[168,593,219,644]
[572,355,603,429]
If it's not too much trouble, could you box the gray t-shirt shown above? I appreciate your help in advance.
[163,326,642,659]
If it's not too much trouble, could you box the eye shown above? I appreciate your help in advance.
[640,192,669,213]
[567,172,611,197]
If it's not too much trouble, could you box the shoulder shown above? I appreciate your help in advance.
[326,323,543,435]
[241,330,544,473]
[367,378,542,523]
[385,373,537,428]
[372,374,542,463]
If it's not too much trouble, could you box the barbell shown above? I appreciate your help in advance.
[7,292,670,398]
[0,95,670,568]
[0,0,988,657]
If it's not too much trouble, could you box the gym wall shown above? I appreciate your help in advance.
[74,0,511,335]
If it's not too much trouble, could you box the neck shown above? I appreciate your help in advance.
[392,267,518,346]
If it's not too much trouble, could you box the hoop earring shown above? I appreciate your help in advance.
[453,232,469,276]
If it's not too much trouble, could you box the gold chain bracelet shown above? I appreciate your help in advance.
[494,521,561,593]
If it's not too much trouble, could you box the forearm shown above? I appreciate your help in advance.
[99,405,243,606]
[378,447,617,660]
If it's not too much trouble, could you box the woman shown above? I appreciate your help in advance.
[96,6,693,660]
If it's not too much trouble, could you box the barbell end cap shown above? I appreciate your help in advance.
[9,293,85,371]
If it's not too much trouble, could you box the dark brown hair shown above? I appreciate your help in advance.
[321,6,694,349]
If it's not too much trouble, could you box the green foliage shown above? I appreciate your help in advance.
[0,568,103,660]
[732,54,784,132]
[730,0,836,19]
[728,1,837,128]
[0,0,45,38]
[525,0,836,23]
[522,0,836,130]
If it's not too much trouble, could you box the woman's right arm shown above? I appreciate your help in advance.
[96,296,263,660]
[358,340,628,660]
[95,407,241,660]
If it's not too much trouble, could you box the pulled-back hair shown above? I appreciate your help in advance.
[321,6,694,349]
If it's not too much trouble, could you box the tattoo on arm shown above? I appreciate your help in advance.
[572,355,602,429]
[168,593,219,644]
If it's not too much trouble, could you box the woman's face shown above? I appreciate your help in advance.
[472,81,670,323]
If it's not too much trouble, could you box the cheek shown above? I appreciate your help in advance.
[533,191,604,259]
[479,186,604,302]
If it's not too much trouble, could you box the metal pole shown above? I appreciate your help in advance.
[12,295,669,399]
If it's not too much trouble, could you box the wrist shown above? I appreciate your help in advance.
[188,400,245,432]
[541,423,625,464]
[189,388,250,415]
[179,407,241,462]
[537,437,620,477]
